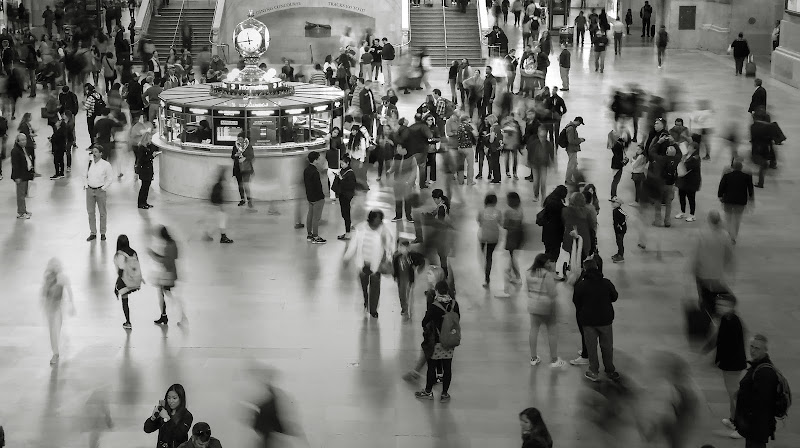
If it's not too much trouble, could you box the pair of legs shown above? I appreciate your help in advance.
[397,277,413,315]
[632,173,644,202]
[533,165,548,200]
[529,313,558,362]
[615,233,625,256]
[47,306,63,358]
[610,168,623,198]
[723,203,744,242]
[652,185,675,226]
[235,172,253,204]
[722,369,742,422]
[584,324,616,375]
[381,60,393,85]
[306,199,325,237]
[504,149,517,176]
[734,57,745,75]
[205,205,232,241]
[560,66,570,90]
[479,242,497,285]
[86,188,108,236]
[657,46,666,66]
[614,33,623,54]
[677,189,696,216]
[425,152,437,182]
[53,150,65,176]
[459,146,475,181]
[339,195,352,235]
[424,358,453,393]
[138,176,152,207]
[565,151,578,184]
[487,150,501,182]
[593,50,606,72]
[508,249,520,279]
[395,197,413,220]
[15,180,28,215]
[359,266,381,316]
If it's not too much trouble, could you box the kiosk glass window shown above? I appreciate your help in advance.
[280,110,311,144]
[163,108,184,144]
[182,111,214,145]
[216,119,244,143]
[310,108,332,141]
[248,116,279,148]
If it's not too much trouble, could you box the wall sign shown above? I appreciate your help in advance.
[678,6,696,30]
[254,0,373,17]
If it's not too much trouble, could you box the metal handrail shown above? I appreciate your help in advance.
[441,2,449,62]
[170,0,188,51]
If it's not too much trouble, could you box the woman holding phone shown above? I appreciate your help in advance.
[144,383,193,448]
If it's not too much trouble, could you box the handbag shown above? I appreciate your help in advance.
[676,156,689,177]
[240,158,253,173]
[378,255,393,275]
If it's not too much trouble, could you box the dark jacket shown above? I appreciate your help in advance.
[561,205,592,255]
[125,80,145,111]
[548,94,567,117]
[572,270,618,327]
[143,408,193,448]
[135,143,156,180]
[59,91,79,115]
[392,251,425,284]
[676,151,701,192]
[358,88,376,115]
[527,137,553,168]
[730,38,750,59]
[540,197,565,247]
[610,140,626,170]
[559,49,571,68]
[735,355,779,442]
[612,207,627,234]
[51,124,68,154]
[303,164,324,202]
[750,120,773,161]
[712,313,747,371]
[717,170,754,205]
[336,166,357,199]
[382,42,395,60]
[421,300,460,343]
[748,86,767,113]
[177,437,222,448]
[10,143,33,181]
[231,143,254,177]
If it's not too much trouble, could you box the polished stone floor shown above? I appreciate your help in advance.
[1,35,800,448]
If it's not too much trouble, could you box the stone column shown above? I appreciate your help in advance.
[772,13,800,88]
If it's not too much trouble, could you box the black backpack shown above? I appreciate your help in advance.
[557,126,571,148]
[662,157,678,185]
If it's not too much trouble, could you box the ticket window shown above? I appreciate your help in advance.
[183,114,213,145]
[248,117,278,148]
[214,118,245,145]
[310,109,332,141]
[282,113,310,143]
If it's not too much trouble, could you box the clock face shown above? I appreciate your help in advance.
[236,28,263,53]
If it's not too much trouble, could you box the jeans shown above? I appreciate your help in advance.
[614,32,623,54]
[576,310,587,358]
[87,115,97,144]
[533,165,547,199]
[458,146,474,181]
[53,150,65,176]
[657,46,666,66]
[653,185,675,225]
[86,188,108,235]
[397,276,412,314]
[723,203,745,241]
[359,267,381,314]
[632,173,644,202]
[734,57,745,74]
[678,189,696,215]
[642,18,651,36]
[504,150,517,175]
[27,68,36,95]
[425,152,437,182]
[235,172,252,202]
[565,151,578,184]
[480,242,497,283]
[610,168,622,197]
[425,358,452,393]
[395,199,413,220]
[488,150,501,181]
[15,180,28,214]
[584,324,616,375]
[615,232,624,256]
[507,73,516,92]
[560,66,570,89]
[138,177,152,206]
[306,199,324,237]
[576,28,585,45]
[339,195,352,233]
[381,60,393,85]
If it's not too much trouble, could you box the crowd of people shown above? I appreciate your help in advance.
[0,1,794,447]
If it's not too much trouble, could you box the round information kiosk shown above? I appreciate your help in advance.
[153,11,345,200]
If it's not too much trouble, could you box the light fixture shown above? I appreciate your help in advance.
[219,110,240,116]
[189,108,209,114]
[251,110,275,116]
[285,108,305,115]
[168,105,182,112]
[313,105,329,112]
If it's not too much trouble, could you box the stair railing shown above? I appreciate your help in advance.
[170,0,188,52]
[209,0,228,63]
[441,1,449,62]
[476,0,492,61]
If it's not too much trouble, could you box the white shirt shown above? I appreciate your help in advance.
[613,20,625,34]
[86,157,114,190]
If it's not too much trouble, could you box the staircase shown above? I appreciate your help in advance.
[144,5,215,64]
[409,3,483,67]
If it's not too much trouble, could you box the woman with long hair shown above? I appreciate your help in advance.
[415,280,460,402]
[42,258,74,365]
[18,112,38,176]
[144,383,193,448]
[503,192,524,283]
[478,193,503,288]
[347,123,371,189]
[231,132,255,209]
[540,185,568,262]
[423,113,440,186]
[149,225,183,326]
[519,407,553,448]
[114,234,142,329]
[674,134,702,223]
[336,155,357,240]
[526,254,565,368]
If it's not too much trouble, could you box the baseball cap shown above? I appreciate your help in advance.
[574,116,585,125]
[192,422,211,442]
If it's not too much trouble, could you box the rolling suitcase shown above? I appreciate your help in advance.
[650,24,655,36]
[745,56,756,77]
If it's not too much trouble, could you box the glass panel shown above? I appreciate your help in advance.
[163,111,183,144]
[216,118,244,143]
[183,114,214,145]
[248,117,279,147]
[789,0,800,13]
[279,114,311,144]
[310,110,332,141]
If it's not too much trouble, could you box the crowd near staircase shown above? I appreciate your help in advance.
[409,2,483,67]
[144,5,215,64]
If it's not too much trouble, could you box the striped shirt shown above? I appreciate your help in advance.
[309,71,327,85]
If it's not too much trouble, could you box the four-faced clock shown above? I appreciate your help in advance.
[236,28,263,54]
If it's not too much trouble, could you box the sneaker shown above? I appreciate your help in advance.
[721,418,736,431]
[674,213,685,219]
[122,322,132,329]
[101,234,106,241]
[49,354,59,365]
[530,356,542,366]
[220,235,234,244]
[407,217,414,223]
[685,215,696,222]
[664,222,671,228]
[729,431,743,439]
[403,370,421,382]
[17,213,31,219]
[611,254,624,263]
[337,234,350,240]
[294,223,305,229]
[312,236,327,244]
[607,371,621,381]
[238,200,246,206]
[440,393,451,402]
[87,234,97,241]
[570,356,589,366]
[550,358,566,368]
[414,390,434,400]
[392,216,402,222]
[584,371,600,382]
[50,175,59,180]
[307,235,314,242]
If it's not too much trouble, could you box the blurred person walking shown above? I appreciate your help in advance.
[701,294,747,439]
[717,160,755,243]
[344,210,396,318]
[150,225,182,326]
[503,192,524,283]
[114,234,142,329]
[526,254,565,368]
[415,280,460,402]
[692,211,734,316]
[42,258,75,365]
[539,185,568,262]
[729,33,751,76]
[656,25,669,68]
[144,384,193,448]
[478,193,503,288]
[204,168,234,244]
[391,147,416,223]
[528,125,554,201]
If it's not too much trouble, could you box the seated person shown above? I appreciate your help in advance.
[195,120,212,143]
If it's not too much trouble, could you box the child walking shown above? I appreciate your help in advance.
[611,198,627,263]
[392,241,425,320]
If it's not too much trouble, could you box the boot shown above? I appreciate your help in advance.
[154,314,168,325]
[220,234,234,244]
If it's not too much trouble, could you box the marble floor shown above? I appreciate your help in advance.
[1,33,800,448]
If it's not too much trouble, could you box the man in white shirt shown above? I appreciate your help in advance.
[613,18,625,55]
[85,145,114,241]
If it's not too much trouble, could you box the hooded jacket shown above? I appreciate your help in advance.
[572,270,618,327]
[735,355,779,442]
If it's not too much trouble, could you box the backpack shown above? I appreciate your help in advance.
[118,251,142,288]
[754,363,792,419]
[456,123,475,147]
[435,301,461,349]
[557,126,571,148]
[662,157,678,185]
[535,207,549,226]
[442,98,456,118]
[93,94,107,116]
